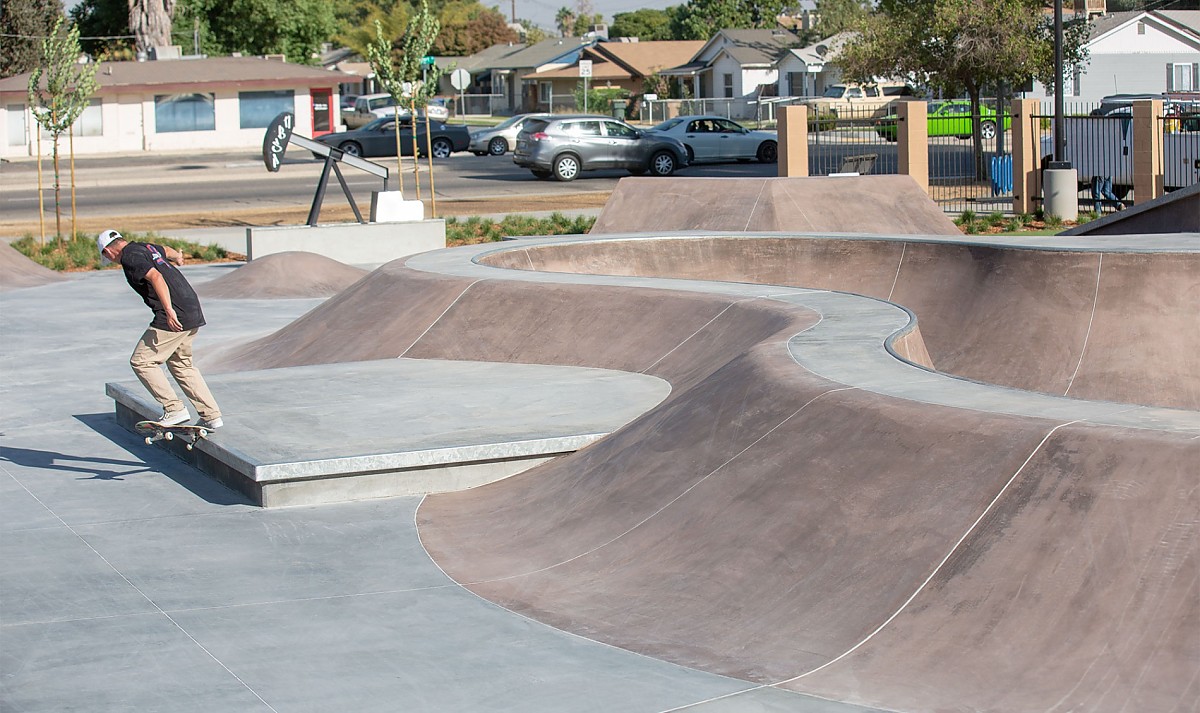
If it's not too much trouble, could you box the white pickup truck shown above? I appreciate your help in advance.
[1040,110,1200,198]
[344,93,450,128]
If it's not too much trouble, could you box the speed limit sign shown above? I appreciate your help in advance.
[578,60,593,78]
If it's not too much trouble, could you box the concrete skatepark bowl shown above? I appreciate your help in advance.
[3,177,1195,712]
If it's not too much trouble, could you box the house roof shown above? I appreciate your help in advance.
[779,31,854,68]
[447,42,528,73]
[1,56,352,96]
[1087,10,1200,43]
[484,37,595,70]
[696,29,800,64]
[523,41,706,82]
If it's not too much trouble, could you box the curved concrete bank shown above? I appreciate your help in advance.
[214,231,1198,712]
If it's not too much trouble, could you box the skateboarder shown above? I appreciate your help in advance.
[98,229,223,430]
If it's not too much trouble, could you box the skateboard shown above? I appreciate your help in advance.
[135,421,210,451]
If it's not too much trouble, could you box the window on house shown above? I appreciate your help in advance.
[35,99,102,139]
[723,73,734,98]
[1168,63,1200,91]
[1137,22,1145,34]
[155,93,215,132]
[239,90,294,129]
[787,72,804,96]
[7,104,27,146]
[539,82,552,104]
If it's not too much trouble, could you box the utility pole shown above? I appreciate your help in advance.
[511,0,516,23]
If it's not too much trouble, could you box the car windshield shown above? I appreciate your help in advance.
[821,86,846,98]
[494,115,525,129]
[652,118,685,131]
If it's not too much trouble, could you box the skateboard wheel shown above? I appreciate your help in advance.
[164,431,174,441]
[198,429,208,438]
[186,443,194,451]
[145,437,153,445]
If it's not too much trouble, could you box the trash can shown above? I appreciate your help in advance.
[611,99,627,118]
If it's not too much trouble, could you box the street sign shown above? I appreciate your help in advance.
[578,60,593,78]
[421,56,436,66]
[450,68,470,91]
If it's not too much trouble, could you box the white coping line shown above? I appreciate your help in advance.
[1064,253,1103,398]
[397,277,486,358]
[887,242,906,303]
[744,181,770,232]
[453,384,857,588]
[639,299,746,374]
[0,462,282,713]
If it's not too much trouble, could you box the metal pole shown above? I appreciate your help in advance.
[1054,0,1066,162]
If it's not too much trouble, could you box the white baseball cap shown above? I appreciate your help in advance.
[97,229,122,264]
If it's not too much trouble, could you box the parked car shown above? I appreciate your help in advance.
[513,115,689,181]
[469,113,551,156]
[873,100,1012,141]
[345,93,450,128]
[340,94,359,112]
[315,116,470,158]
[647,115,777,163]
[798,82,914,117]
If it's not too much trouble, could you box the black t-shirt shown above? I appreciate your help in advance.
[119,242,206,331]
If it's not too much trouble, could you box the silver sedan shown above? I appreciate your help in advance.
[469,113,551,156]
[647,115,778,164]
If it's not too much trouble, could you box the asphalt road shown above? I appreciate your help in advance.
[1,134,992,232]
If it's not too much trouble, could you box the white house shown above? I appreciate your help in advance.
[2,56,353,159]
[1036,10,1200,105]
[775,32,854,98]
[661,29,801,102]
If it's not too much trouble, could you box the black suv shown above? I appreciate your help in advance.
[513,115,690,181]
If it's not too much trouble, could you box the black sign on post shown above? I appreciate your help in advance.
[263,111,295,173]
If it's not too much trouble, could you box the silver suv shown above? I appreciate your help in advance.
[513,115,689,181]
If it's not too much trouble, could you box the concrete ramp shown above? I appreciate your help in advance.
[590,176,962,235]
[1064,182,1200,235]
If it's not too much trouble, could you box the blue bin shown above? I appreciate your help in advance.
[990,154,1013,196]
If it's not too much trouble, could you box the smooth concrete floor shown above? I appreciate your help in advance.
[1,265,879,712]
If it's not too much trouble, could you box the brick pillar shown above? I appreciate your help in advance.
[777,105,809,177]
[1132,99,1164,204]
[896,101,927,193]
[1011,98,1041,215]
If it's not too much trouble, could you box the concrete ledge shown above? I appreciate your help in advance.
[247,220,446,265]
[107,358,670,507]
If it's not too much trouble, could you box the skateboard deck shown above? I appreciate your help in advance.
[135,420,210,450]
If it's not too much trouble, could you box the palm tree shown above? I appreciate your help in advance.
[555,6,577,36]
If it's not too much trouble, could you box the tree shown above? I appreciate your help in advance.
[28,16,98,242]
[516,18,548,43]
[174,0,337,64]
[338,2,411,61]
[432,1,518,55]
[814,0,870,36]
[128,0,174,54]
[555,6,576,36]
[839,0,1089,178]
[69,0,134,59]
[1,0,64,77]
[572,11,602,37]
[671,0,790,40]
[610,9,674,41]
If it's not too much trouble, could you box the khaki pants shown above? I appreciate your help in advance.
[129,327,221,421]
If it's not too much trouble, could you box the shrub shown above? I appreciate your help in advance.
[12,231,228,271]
[445,213,596,246]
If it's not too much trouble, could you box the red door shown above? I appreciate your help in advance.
[311,88,332,136]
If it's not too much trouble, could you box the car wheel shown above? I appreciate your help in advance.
[338,141,362,157]
[650,151,677,176]
[553,154,580,181]
[431,138,453,158]
[488,137,507,156]
[757,141,778,163]
[979,120,997,140]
